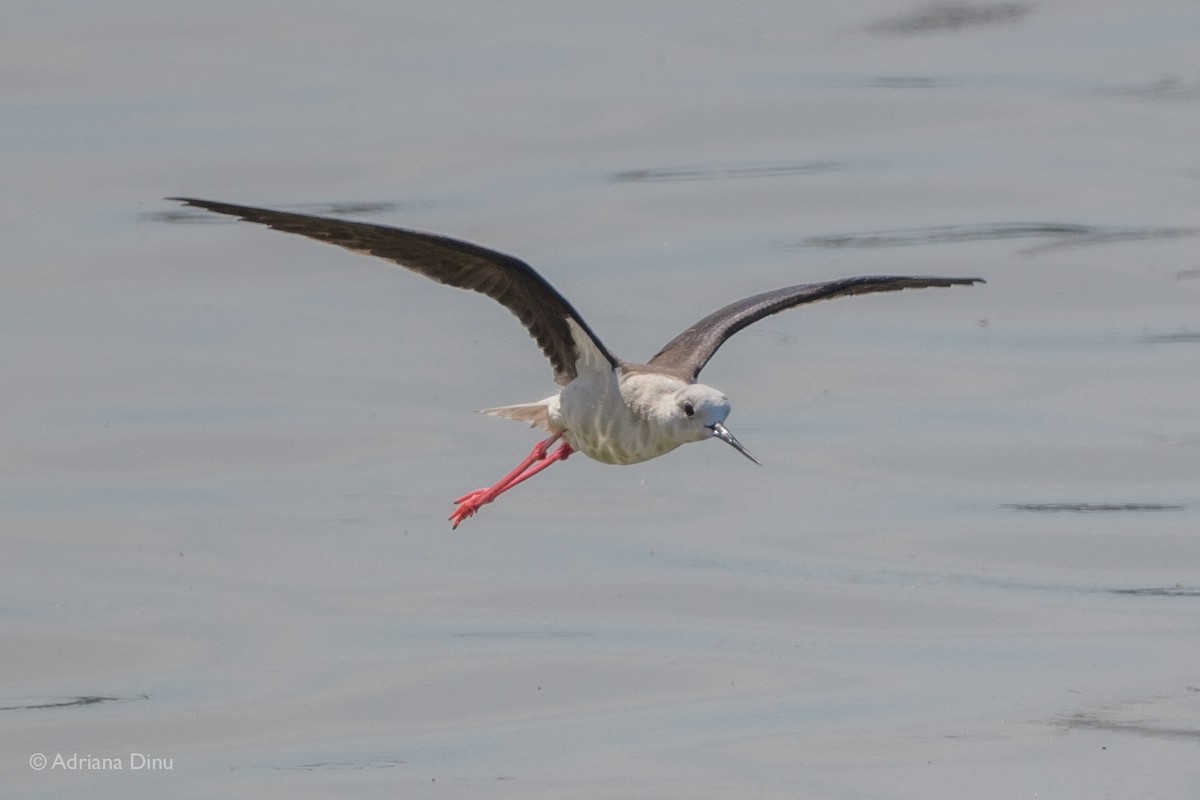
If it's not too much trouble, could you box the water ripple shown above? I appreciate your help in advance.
[865,2,1032,35]
[0,695,130,711]
[796,222,1200,254]
[1002,503,1186,513]
[612,160,847,183]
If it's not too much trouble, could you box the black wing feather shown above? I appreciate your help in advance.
[168,198,616,384]
[648,275,983,380]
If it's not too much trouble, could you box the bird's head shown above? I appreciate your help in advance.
[670,384,760,464]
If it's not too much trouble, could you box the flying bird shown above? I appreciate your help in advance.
[169,198,982,527]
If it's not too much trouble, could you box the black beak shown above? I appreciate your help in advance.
[710,422,760,465]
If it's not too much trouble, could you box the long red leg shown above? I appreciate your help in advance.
[454,433,563,506]
[449,433,574,528]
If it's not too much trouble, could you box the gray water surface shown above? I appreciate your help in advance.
[3,2,1199,798]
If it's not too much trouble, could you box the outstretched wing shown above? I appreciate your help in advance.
[647,275,983,380]
[168,198,617,385]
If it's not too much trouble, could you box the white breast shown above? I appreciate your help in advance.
[553,370,688,465]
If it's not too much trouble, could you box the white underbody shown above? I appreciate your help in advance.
[481,320,713,465]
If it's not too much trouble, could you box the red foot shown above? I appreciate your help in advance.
[449,434,573,529]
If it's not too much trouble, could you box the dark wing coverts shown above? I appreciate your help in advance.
[648,275,984,380]
[169,198,616,384]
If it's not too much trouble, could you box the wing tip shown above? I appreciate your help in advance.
[165,197,228,214]
[878,275,987,288]
[877,274,985,285]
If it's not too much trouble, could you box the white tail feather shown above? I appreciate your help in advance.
[479,399,556,431]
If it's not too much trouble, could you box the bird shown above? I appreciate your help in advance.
[169,197,983,528]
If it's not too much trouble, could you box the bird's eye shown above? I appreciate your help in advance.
[682,402,695,418]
